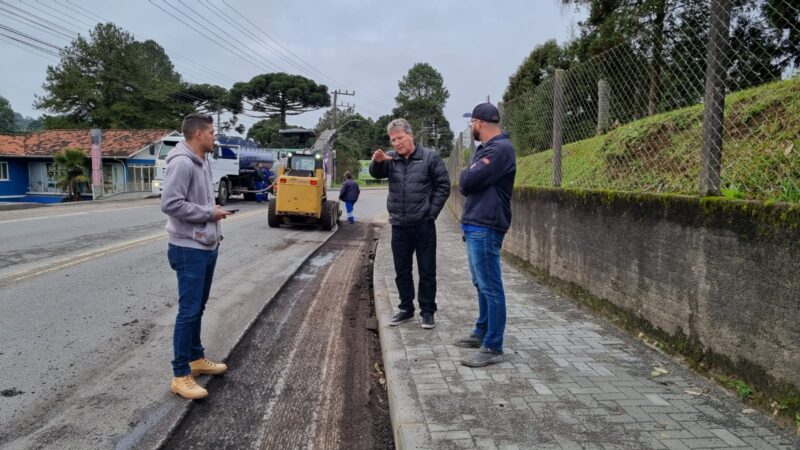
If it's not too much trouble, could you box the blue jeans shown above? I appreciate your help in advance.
[465,228,506,352]
[167,244,218,377]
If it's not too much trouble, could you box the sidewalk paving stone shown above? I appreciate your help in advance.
[374,212,800,449]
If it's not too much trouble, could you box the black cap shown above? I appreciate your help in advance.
[471,103,500,123]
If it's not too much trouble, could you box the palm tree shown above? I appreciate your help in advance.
[53,148,89,201]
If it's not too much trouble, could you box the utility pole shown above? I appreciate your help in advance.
[216,112,221,135]
[331,90,355,129]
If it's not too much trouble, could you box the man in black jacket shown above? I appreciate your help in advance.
[454,103,516,367]
[370,118,450,329]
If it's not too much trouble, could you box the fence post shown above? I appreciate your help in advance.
[597,79,610,135]
[700,0,732,196]
[551,69,565,187]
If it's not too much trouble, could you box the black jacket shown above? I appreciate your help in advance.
[459,133,516,232]
[339,179,360,203]
[369,143,450,227]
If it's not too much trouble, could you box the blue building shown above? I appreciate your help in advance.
[0,129,178,203]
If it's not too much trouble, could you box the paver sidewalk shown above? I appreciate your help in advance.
[373,212,799,450]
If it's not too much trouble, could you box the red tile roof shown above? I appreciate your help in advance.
[0,129,175,158]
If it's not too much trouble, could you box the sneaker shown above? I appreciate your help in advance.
[453,333,483,348]
[170,375,208,399]
[420,313,435,329]
[461,346,507,367]
[190,357,228,376]
[389,309,414,326]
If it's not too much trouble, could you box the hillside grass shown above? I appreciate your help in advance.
[515,77,800,203]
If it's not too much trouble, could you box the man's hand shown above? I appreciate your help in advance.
[372,149,392,162]
[214,205,233,221]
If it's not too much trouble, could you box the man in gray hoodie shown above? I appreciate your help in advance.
[161,113,232,399]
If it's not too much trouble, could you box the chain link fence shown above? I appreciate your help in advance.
[496,0,799,203]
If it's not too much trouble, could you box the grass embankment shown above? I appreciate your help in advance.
[515,77,800,203]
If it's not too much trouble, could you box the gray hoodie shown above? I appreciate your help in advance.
[160,141,221,250]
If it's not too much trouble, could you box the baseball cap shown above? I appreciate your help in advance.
[471,103,500,123]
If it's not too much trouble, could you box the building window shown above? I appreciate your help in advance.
[126,165,155,191]
[0,161,8,181]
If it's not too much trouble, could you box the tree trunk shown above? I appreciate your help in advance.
[648,0,667,116]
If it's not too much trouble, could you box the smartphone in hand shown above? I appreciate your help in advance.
[226,209,239,214]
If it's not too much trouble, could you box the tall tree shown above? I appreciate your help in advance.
[230,73,330,127]
[503,40,571,103]
[315,108,386,159]
[0,96,15,132]
[393,63,452,155]
[247,117,303,147]
[181,83,243,133]
[35,23,192,129]
[764,0,800,68]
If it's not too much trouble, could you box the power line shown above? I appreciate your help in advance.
[219,0,343,86]
[26,0,238,86]
[0,30,59,57]
[0,3,74,42]
[197,0,317,79]
[151,0,281,74]
[216,0,394,113]
[60,0,231,84]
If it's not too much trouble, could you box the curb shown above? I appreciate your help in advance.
[372,224,434,450]
[125,223,342,450]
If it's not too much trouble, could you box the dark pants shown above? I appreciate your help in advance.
[167,244,218,377]
[391,221,437,314]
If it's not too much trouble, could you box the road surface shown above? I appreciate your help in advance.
[0,189,388,449]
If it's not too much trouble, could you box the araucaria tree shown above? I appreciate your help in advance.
[230,73,330,127]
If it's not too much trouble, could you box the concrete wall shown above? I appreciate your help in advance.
[448,187,800,392]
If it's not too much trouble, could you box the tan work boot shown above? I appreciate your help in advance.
[190,357,228,376]
[170,375,208,399]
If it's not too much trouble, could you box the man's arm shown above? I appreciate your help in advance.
[428,154,451,220]
[459,145,514,195]
[369,149,392,179]
[160,158,214,222]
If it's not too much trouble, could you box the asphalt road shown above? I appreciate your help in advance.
[0,189,388,449]
[164,222,393,450]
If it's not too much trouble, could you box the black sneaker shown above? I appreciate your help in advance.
[420,313,435,329]
[389,310,414,326]
[461,346,507,367]
[453,333,483,348]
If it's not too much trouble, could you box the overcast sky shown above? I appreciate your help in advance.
[0,0,584,136]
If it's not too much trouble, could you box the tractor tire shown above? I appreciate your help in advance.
[267,197,280,228]
[320,200,336,231]
[217,180,229,206]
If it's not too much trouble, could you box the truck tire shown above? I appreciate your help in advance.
[320,200,336,231]
[267,197,280,228]
[217,180,229,206]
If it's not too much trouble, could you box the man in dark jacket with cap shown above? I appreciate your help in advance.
[370,118,450,329]
[454,103,516,367]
